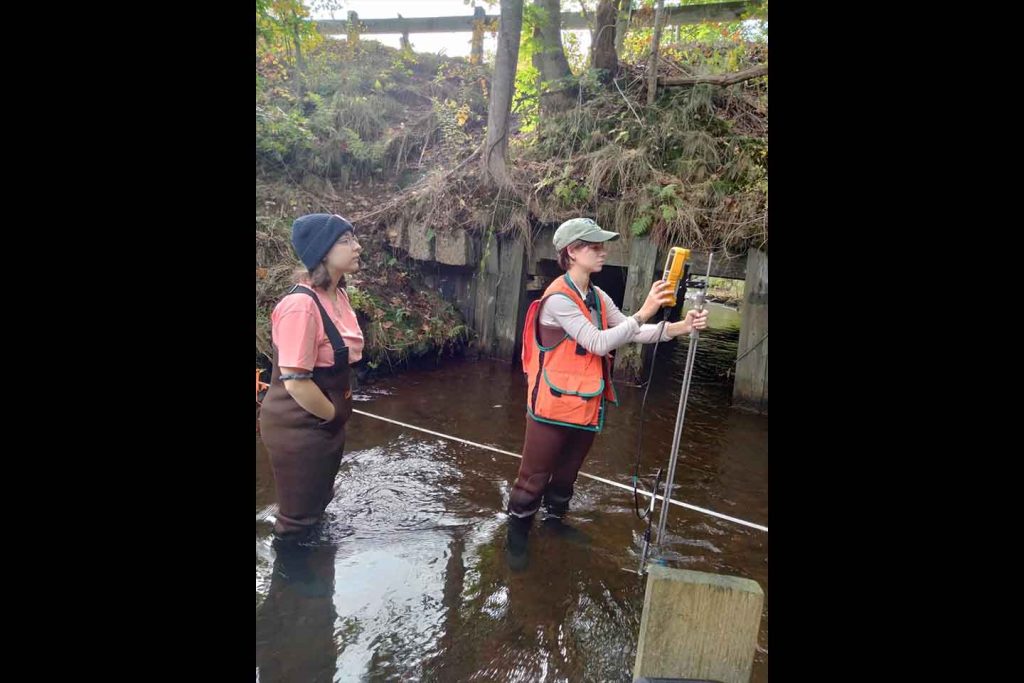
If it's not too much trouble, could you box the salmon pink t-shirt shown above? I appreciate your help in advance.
[271,286,364,369]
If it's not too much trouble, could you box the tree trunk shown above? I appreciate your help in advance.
[482,0,525,188]
[614,0,630,54]
[290,10,306,97]
[646,0,666,105]
[592,0,620,83]
[471,6,486,65]
[532,0,575,113]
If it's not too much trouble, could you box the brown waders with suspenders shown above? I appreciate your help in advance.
[259,285,354,539]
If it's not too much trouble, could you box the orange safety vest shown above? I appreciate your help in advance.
[521,274,619,431]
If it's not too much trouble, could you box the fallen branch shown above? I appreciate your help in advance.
[659,64,767,87]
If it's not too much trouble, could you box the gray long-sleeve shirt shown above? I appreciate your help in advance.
[540,284,671,357]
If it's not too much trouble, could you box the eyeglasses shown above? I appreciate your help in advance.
[583,241,608,252]
[335,235,360,247]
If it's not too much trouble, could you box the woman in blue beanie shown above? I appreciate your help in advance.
[259,213,366,540]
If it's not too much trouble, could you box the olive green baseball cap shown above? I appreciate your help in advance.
[552,217,620,251]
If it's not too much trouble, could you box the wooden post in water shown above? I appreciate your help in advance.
[634,565,763,683]
[494,236,527,359]
[473,231,500,356]
[474,234,526,360]
[614,235,659,381]
[733,248,767,414]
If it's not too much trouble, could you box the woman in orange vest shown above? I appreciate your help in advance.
[508,218,708,567]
